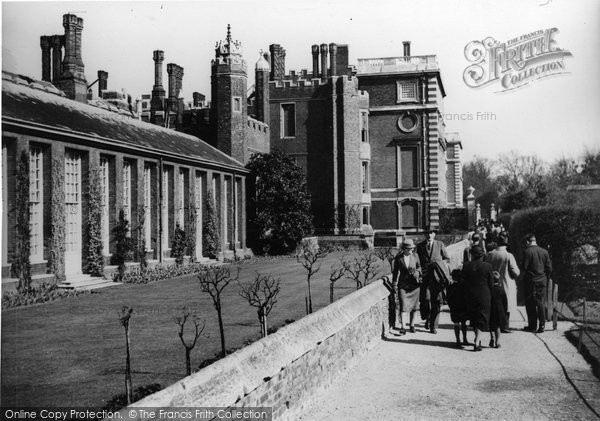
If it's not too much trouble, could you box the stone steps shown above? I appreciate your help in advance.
[58,274,121,291]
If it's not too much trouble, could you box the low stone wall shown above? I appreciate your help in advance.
[119,277,391,420]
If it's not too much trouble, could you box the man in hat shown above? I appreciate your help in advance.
[392,239,422,334]
[520,234,552,333]
[416,227,450,334]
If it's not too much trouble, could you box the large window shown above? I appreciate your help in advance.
[178,169,185,229]
[143,164,152,251]
[281,103,296,138]
[29,146,44,262]
[122,161,132,235]
[401,200,419,229]
[397,80,418,103]
[400,146,419,188]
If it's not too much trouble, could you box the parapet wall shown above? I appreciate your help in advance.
[121,277,391,420]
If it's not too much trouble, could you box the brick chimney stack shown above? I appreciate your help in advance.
[40,36,52,82]
[56,14,87,102]
[329,43,337,77]
[403,41,411,57]
[311,44,319,78]
[97,70,108,97]
[269,44,286,81]
[151,50,166,123]
[320,43,328,78]
[51,35,63,84]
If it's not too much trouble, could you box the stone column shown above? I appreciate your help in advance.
[466,186,476,228]
[475,203,481,225]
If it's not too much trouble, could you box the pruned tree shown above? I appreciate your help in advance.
[238,273,282,337]
[174,306,206,376]
[343,251,380,290]
[297,246,328,314]
[197,265,238,357]
[171,222,186,265]
[119,306,134,405]
[373,246,398,272]
[329,262,346,304]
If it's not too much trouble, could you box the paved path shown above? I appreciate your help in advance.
[300,307,600,420]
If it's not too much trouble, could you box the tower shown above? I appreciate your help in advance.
[56,14,87,102]
[210,24,248,163]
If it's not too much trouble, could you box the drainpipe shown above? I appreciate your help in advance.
[422,113,429,231]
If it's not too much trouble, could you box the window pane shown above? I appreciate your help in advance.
[281,104,296,137]
[400,147,418,188]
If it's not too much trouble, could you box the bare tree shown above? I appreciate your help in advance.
[297,246,328,314]
[329,262,346,304]
[373,246,398,272]
[119,306,134,404]
[238,273,282,337]
[197,265,239,357]
[343,251,381,290]
[174,306,206,376]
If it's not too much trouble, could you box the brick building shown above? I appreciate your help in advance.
[2,15,251,285]
[266,41,463,238]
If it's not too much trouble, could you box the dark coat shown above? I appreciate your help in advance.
[521,245,552,284]
[416,239,450,301]
[462,259,494,331]
[392,253,422,291]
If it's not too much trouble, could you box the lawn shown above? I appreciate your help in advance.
[1,251,389,408]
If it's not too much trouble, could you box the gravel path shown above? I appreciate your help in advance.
[300,307,600,421]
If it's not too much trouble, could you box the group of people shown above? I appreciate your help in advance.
[390,227,552,352]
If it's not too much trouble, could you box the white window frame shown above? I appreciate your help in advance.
[162,167,169,249]
[194,172,203,260]
[29,146,44,262]
[178,169,185,229]
[397,80,418,103]
[100,157,110,256]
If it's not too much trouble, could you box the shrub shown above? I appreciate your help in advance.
[508,206,600,300]
[86,168,104,277]
[171,223,186,265]
[2,282,89,309]
[203,190,220,259]
[111,209,135,281]
[115,262,210,284]
[13,150,31,292]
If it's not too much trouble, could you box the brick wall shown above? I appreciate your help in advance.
[121,278,391,420]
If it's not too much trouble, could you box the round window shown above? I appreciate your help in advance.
[397,112,419,133]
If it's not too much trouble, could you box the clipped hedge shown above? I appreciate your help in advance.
[508,206,600,300]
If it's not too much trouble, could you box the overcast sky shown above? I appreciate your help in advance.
[3,0,599,164]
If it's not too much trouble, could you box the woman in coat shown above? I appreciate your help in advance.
[392,239,422,334]
[461,245,494,351]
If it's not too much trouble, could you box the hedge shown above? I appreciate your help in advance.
[508,206,600,300]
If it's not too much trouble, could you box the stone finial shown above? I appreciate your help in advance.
[467,186,475,199]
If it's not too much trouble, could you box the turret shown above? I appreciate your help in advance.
[255,51,270,123]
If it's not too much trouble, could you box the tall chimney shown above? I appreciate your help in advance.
[269,44,286,81]
[311,44,319,78]
[57,14,87,102]
[193,92,205,108]
[329,43,337,77]
[51,35,63,84]
[151,50,166,118]
[255,51,270,123]
[320,43,328,78]
[167,63,177,108]
[403,41,411,57]
[97,70,108,97]
[40,36,51,82]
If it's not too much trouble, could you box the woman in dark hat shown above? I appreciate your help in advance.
[461,245,494,351]
[392,239,422,334]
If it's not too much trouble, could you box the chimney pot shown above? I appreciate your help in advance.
[403,41,411,57]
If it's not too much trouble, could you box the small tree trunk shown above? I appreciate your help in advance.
[216,303,226,357]
[305,296,309,315]
[307,278,313,314]
[330,282,334,304]
[185,347,191,376]
[124,326,132,404]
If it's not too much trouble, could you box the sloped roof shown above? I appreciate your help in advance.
[2,73,245,171]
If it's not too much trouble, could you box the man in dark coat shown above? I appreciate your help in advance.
[416,228,450,334]
[520,233,552,333]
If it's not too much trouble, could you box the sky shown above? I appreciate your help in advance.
[2,0,600,164]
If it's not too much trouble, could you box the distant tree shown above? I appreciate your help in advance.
[238,273,281,338]
[374,246,398,272]
[119,306,134,405]
[343,251,380,290]
[174,306,206,376]
[197,265,238,357]
[462,156,498,215]
[297,246,328,314]
[329,262,346,304]
[496,151,549,211]
[246,150,313,255]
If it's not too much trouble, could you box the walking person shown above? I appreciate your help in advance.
[391,239,422,335]
[447,269,469,348]
[489,271,508,348]
[520,234,552,333]
[461,245,494,351]
[416,228,450,334]
[485,235,519,332]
